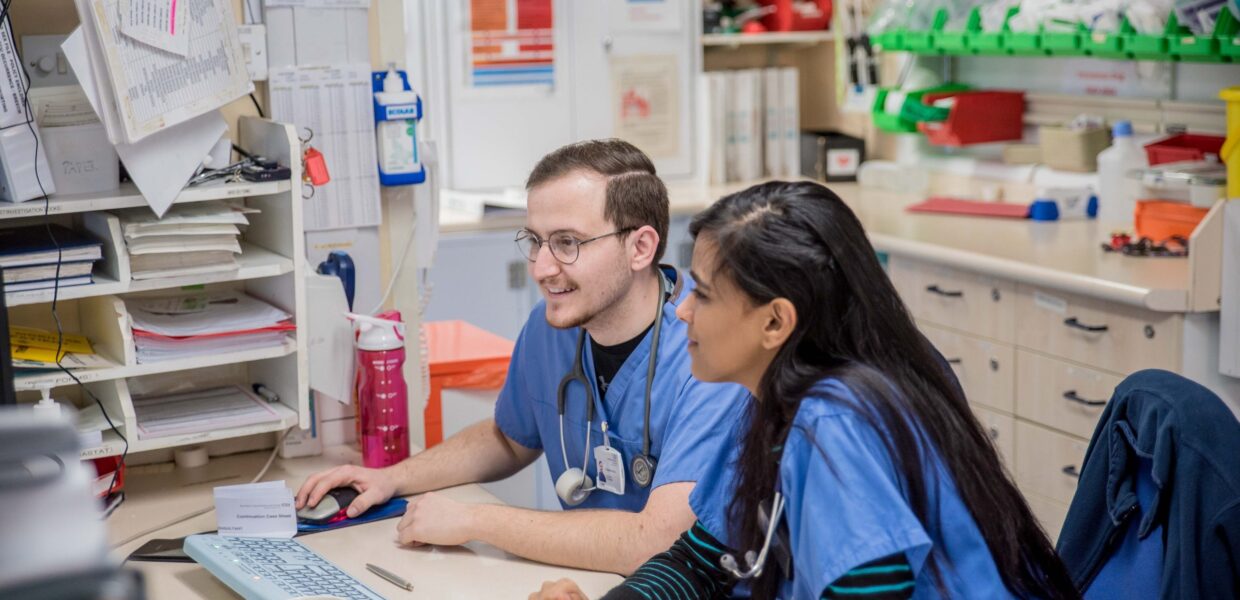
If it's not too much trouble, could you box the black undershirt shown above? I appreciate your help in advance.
[589,321,654,397]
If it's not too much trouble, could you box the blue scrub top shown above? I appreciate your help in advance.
[495,266,750,513]
[691,378,1012,599]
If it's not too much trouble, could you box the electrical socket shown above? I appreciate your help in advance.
[21,35,75,88]
[237,24,268,81]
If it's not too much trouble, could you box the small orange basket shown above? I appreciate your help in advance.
[1134,200,1210,242]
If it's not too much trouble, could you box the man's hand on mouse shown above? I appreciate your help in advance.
[395,492,475,547]
[295,465,397,518]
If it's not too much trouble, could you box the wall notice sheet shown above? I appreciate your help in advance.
[468,0,555,88]
[82,0,252,143]
[269,65,381,231]
[611,54,680,159]
[120,0,188,56]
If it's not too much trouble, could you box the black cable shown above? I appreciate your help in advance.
[245,0,258,25]
[5,1,128,497]
[249,92,265,119]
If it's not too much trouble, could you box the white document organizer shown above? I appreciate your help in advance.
[2,118,311,461]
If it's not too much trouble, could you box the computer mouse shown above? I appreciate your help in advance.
[297,487,360,524]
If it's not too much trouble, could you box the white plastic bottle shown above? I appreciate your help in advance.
[374,66,421,177]
[1096,120,1148,227]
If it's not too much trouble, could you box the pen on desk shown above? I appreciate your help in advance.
[366,563,413,591]
[252,383,280,403]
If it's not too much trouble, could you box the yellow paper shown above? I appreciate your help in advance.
[9,326,94,364]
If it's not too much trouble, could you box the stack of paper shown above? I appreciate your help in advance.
[63,0,252,216]
[9,326,112,371]
[133,385,283,440]
[698,67,801,184]
[117,204,255,279]
[125,291,295,363]
[0,224,104,292]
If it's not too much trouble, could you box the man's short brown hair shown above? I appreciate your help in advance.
[526,139,669,265]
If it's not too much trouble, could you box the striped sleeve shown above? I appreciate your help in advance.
[821,553,915,599]
[601,520,734,600]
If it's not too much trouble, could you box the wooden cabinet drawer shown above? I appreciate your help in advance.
[1014,285,1181,375]
[886,255,924,315]
[892,258,1016,342]
[1014,420,1089,506]
[970,403,1014,468]
[1016,350,1123,440]
[1020,488,1070,543]
[920,323,1015,413]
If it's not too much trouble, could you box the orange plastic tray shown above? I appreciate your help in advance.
[1134,200,1209,242]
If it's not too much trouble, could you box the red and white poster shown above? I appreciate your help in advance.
[468,0,555,88]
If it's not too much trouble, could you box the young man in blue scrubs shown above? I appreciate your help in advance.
[296,139,748,575]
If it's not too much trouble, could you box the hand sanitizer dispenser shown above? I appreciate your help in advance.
[372,65,426,186]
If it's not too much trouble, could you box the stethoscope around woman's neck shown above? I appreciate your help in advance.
[554,273,669,506]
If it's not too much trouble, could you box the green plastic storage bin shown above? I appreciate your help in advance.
[904,9,948,52]
[972,7,1017,55]
[1124,32,1168,57]
[935,7,979,54]
[1042,24,1086,54]
[1005,30,1043,55]
[873,30,904,51]
[1083,19,1129,58]
[871,83,970,134]
[1223,36,1240,59]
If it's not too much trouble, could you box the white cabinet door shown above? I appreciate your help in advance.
[441,388,561,512]
[567,0,699,178]
[425,229,538,341]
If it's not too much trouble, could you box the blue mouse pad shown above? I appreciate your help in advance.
[296,498,408,535]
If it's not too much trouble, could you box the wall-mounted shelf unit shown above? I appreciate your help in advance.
[703,30,834,48]
[3,117,308,460]
[873,7,1238,63]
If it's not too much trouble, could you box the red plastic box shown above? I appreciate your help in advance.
[759,0,832,31]
[1144,133,1225,166]
[917,91,1025,146]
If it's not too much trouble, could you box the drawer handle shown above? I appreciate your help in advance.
[926,285,963,298]
[946,357,963,365]
[1063,317,1108,333]
[1062,390,1107,407]
[1061,465,1081,479]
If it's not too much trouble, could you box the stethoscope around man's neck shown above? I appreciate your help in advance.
[554,272,669,506]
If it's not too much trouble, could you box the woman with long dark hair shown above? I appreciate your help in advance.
[530,181,1078,600]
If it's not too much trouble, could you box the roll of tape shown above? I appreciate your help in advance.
[174,445,209,469]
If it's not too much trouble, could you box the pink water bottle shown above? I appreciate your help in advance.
[349,311,410,468]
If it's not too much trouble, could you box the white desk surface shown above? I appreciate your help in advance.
[110,446,623,599]
[442,179,1196,312]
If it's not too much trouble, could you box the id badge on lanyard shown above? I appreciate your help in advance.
[594,421,625,495]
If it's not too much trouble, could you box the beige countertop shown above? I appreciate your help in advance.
[443,179,1198,312]
[110,446,623,599]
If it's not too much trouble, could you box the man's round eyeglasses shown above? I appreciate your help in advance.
[514,228,634,264]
